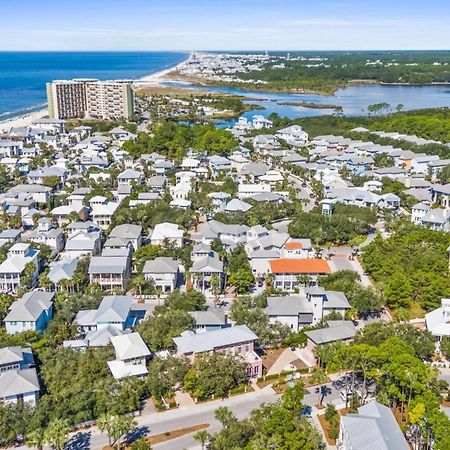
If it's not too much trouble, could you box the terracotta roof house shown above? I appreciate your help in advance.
[269,258,331,291]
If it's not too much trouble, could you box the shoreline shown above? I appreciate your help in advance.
[0,53,191,132]
[134,52,193,86]
[0,108,48,134]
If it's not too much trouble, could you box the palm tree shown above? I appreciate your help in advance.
[130,274,146,297]
[21,261,37,287]
[296,274,310,289]
[214,406,236,428]
[97,413,136,450]
[43,419,70,450]
[71,270,86,292]
[38,272,53,291]
[193,430,211,450]
[113,415,136,450]
[210,274,221,304]
[97,414,115,446]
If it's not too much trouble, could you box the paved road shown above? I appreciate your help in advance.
[287,174,316,211]
[65,386,279,450]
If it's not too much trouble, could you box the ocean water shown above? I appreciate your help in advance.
[0,51,188,120]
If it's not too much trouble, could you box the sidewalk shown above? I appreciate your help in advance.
[175,390,196,408]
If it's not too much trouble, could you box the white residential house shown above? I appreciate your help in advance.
[150,222,184,247]
[0,229,22,246]
[91,200,119,230]
[0,347,40,406]
[207,192,231,212]
[109,224,142,251]
[117,169,142,187]
[238,183,271,199]
[420,208,450,232]
[191,255,224,292]
[411,203,430,224]
[65,231,102,259]
[89,255,131,291]
[47,259,79,291]
[142,257,182,293]
[276,125,309,146]
[265,289,351,331]
[108,333,151,380]
[50,204,89,227]
[170,179,192,202]
[27,166,68,186]
[280,239,314,259]
[24,218,64,253]
[0,243,40,293]
[7,185,52,205]
[252,114,273,129]
[208,155,232,177]
[199,220,248,247]
[249,249,280,277]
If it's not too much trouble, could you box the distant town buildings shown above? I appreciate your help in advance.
[47,79,134,120]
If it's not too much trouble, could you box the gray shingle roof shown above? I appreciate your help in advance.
[173,324,257,354]
[5,291,54,322]
[48,259,78,284]
[110,224,142,240]
[85,326,128,347]
[0,347,23,366]
[340,401,409,450]
[305,321,356,344]
[189,309,226,326]
[89,256,128,274]
[265,296,312,316]
[191,255,223,273]
[143,257,179,274]
[0,368,40,398]
[94,295,133,323]
[111,332,151,360]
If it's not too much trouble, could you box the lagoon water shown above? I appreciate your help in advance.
[165,80,450,122]
[0,51,188,120]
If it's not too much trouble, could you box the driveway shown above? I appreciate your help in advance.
[266,348,300,376]
[303,382,341,408]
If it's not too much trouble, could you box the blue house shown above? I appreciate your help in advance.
[4,291,54,334]
[346,156,375,176]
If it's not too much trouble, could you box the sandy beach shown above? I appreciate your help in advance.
[134,52,192,85]
[0,53,191,133]
[0,108,47,134]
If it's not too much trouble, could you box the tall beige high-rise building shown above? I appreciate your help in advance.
[46,79,91,120]
[46,79,134,120]
[85,80,134,120]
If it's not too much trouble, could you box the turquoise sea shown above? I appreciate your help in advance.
[0,51,188,120]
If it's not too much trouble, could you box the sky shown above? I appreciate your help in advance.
[1,0,450,51]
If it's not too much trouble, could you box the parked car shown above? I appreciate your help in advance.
[340,389,356,402]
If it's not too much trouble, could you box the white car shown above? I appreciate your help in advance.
[340,389,356,402]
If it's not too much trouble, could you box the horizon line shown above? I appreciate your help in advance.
[0,49,450,52]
